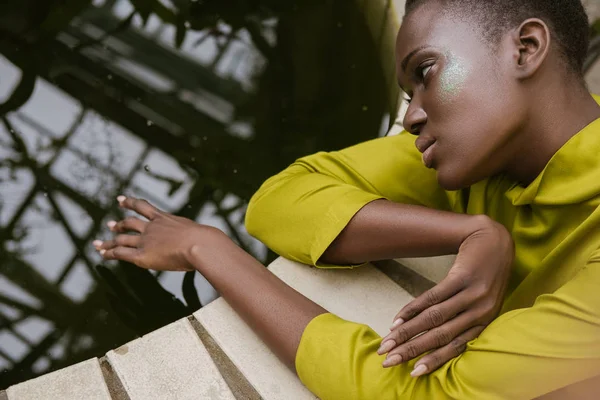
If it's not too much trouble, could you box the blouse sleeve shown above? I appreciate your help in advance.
[246,131,455,268]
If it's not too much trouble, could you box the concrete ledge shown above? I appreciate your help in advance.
[374,259,436,297]
[6,359,111,400]
[106,319,235,400]
[188,316,261,400]
[395,255,455,284]
[268,259,414,335]
[194,259,414,399]
[4,257,433,399]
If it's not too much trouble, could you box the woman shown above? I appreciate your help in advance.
[95,0,600,398]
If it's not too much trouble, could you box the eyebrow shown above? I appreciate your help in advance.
[400,45,431,73]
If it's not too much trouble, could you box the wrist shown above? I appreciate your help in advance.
[464,214,513,249]
[184,226,232,269]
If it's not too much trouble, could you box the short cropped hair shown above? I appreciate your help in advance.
[405,0,590,75]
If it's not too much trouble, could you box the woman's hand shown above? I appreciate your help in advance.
[378,216,514,376]
[93,195,223,271]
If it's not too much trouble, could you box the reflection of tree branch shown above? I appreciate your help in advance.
[0,315,33,345]
[73,10,136,52]
[39,107,87,154]
[144,168,184,196]
[1,328,62,385]
[2,117,30,160]
[244,17,273,59]
[211,192,250,253]
[0,294,41,317]
[0,67,36,117]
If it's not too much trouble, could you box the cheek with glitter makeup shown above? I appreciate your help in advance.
[438,53,471,103]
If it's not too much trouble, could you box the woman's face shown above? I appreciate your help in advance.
[397,3,527,190]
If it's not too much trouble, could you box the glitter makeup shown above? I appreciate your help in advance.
[439,53,471,102]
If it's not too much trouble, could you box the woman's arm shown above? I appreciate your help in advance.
[186,232,327,371]
[97,195,513,381]
[322,199,481,265]
[246,132,458,267]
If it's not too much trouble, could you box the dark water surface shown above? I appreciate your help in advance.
[0,0,391,387]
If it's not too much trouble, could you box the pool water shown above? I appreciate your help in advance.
[0,0,391,387]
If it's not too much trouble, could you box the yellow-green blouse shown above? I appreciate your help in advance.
[246,96,600,399]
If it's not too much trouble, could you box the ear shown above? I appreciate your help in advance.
[512,18,551,79]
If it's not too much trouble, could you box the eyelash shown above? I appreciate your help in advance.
[404,64,433,104]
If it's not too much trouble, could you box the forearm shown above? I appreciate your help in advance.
[186,230,327,372]
[322,199,491,265]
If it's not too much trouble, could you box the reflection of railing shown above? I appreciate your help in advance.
[0,0,269,386]
[1,0,392,388]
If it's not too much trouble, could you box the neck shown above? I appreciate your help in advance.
[505,80,600,186]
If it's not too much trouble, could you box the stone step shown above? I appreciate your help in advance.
[6,358,111,400]
[4,257,431,400]
[105,318,235,400]
[194,258,415,400]
[395,255,455,284]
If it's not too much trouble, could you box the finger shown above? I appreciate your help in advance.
[107,217,147,233]
[408,325,485,377]
[382,311,483,368]
[100,246,140,264]
[391,273,466,328]
[117,195,161,220]
[379,290,472,355]
[94,235,140,250]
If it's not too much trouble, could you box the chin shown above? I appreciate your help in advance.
[436,167,473,191]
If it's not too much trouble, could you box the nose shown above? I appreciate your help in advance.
[402,100,427,136]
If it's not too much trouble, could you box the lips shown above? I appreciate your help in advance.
[415,137,436,168]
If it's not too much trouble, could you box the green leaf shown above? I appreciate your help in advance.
[150,0,178,25]
[592,19,600,36]
[130,0,152,25]
[175,19,187,48]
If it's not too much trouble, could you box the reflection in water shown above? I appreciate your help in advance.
[0,0,391,387]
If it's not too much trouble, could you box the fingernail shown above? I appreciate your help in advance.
[390,318,404,330]
[117,195,126,203]
[107,221,116,230]
[377,340,396,355]
[92,240,103,248]
[410,364,428,377]
[99,249,106,256]
[382,355,402,368]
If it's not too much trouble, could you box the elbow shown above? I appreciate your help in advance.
[245,185,268,242]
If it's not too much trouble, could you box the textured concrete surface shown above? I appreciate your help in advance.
[195,299,314,400]
[98,357,129,400]
[106,318,235,400]
[374,259,436,297]
[6,359,111,400]
[395,255,455,284]
[188,316,261,400]
[195,258,414,400]
[269,258,414,336]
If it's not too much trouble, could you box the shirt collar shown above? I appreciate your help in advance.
[505,115,600,206]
